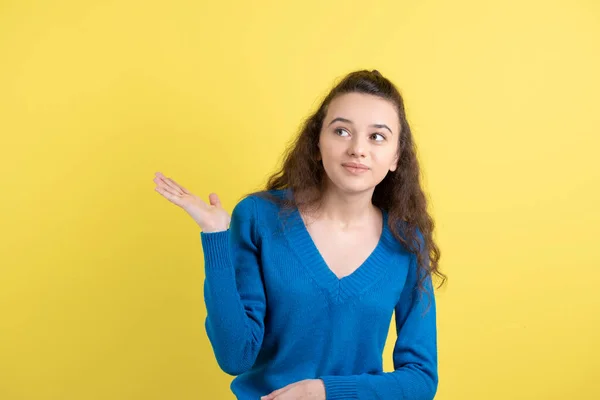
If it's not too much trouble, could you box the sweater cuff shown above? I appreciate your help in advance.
[319,375,359,399]
[200,230,231,269]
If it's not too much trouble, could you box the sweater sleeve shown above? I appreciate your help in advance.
[319,250,438,400]
[199,196,266,376]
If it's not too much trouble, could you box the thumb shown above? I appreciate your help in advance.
[208,193,221,208]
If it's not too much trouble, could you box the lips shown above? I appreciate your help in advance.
[342,162,369,170]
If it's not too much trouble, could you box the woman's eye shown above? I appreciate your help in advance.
[334,128,384,141]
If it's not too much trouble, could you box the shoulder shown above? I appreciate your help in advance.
[384,214,427,256]
[232,188,289,221]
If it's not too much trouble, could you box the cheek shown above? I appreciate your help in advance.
[372,154,396,174]
[377,150,397,165]
[319,142,339,160]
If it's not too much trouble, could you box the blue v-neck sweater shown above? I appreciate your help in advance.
[200,190,438,400]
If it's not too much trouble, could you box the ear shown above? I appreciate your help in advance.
[390,153,399,172]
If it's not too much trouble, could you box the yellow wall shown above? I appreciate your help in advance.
[1,0,599,399]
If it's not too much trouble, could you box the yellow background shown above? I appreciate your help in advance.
[1,0,599,399]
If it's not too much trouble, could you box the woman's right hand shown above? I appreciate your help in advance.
[153,172,231,233]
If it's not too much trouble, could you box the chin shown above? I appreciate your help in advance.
[327,176,374,194]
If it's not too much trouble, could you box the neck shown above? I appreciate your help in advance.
[316,180,378,230]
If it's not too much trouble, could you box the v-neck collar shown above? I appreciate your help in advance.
[283,204,396,304]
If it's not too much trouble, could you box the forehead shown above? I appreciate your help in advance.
[325,92,398,127]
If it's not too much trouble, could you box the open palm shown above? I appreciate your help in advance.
[153,172,231,233]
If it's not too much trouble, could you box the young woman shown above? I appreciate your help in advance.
[154,69,447,400]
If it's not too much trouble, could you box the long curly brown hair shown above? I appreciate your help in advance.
[246,69,447,306]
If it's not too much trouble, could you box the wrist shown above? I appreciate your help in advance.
[313,378,326,399]
[318,375,357,400]
[201,224,229,233]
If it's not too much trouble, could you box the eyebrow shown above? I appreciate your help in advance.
[327,117,393,135]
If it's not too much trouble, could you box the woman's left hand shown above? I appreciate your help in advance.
[261,379,326,400]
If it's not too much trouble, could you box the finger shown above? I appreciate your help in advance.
[155,172,185,195]
[153,176,182,196]
[155,186,181,202]
[155,180,183,198]
[209,193,221,208]
[262,387,287,400]
[272,387,298,400]
[167,177,190,195]
[262,382,299,400]
[163,178,184,195]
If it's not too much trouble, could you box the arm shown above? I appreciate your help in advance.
[319,252,438,400]
[200,196,266,376]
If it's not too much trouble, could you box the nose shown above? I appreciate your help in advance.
[347,135,367,158]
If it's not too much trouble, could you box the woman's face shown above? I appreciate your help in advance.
[318,92,400,194]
